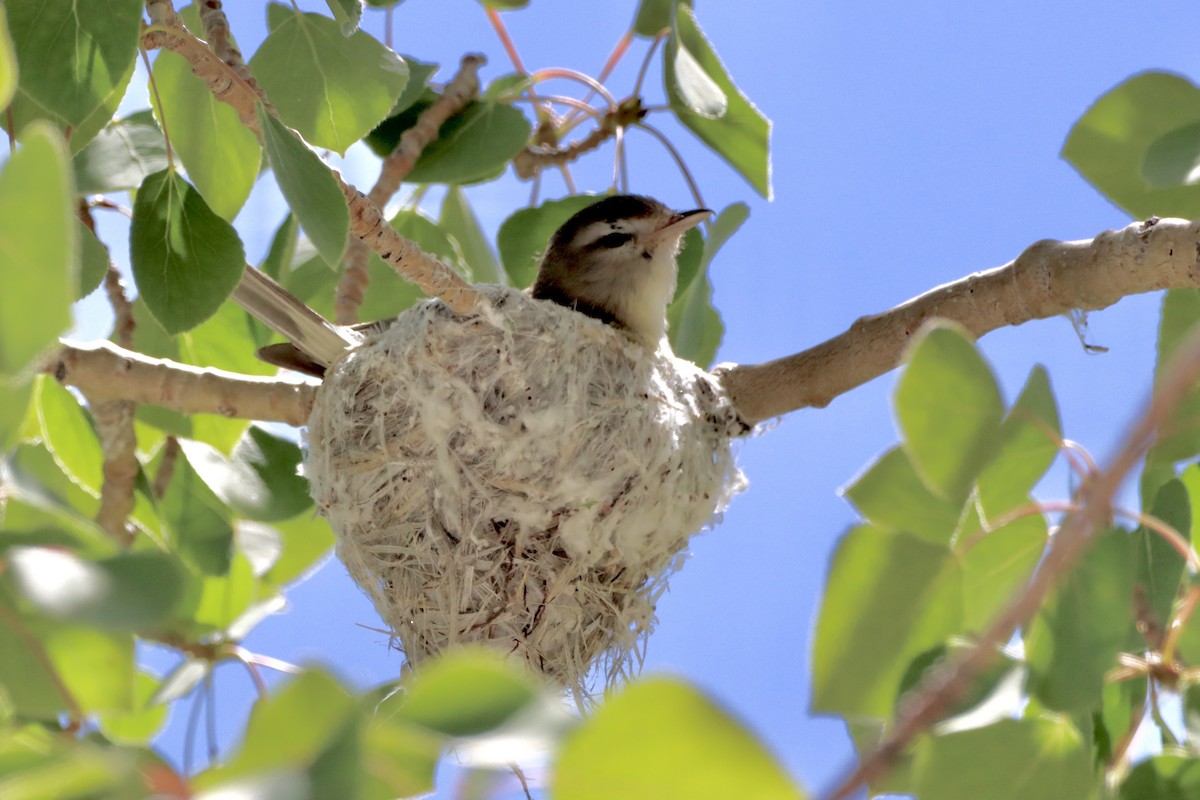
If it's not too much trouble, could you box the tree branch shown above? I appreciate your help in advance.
[336,53,486,323]
[720,217,1200,424]
[46,341,316,426]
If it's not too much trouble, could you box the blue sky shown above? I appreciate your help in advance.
[107,1,1200,795]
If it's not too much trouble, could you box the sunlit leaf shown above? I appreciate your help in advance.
[250,11,409,153]
[555,677,805,800]
[895,322,1003,501]
[1063,71,1200,218]
[665,5,771,197]
[913,717,1091,800]
[977,365,1061,516]
[0,8,18,108]
[6,0,141,150]
[259,108,349,268]
[325,0,363,34]
[0,124,75,376]
[73,110,169,194]
[668,203,745,366]
[130,170,247,334]
[844,446,963,545]
[391,649,538,737]
[812,526,961,718]
[97,671,171,743]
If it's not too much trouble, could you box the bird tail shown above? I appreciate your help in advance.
[232,268,362,373]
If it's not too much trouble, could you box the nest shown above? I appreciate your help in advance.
[305,286,747,689]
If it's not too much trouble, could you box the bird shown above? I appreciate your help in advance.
[238,194,711,378]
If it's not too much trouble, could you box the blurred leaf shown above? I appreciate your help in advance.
[203,670,359,795]
[185,551,269,631]
[633,0,681,37]
[228,426,311,521]
[97,671,170,744]
[1,441,115,553]
[1135,479,1190,630]
[403,101,531,185]
[360,704,441,798]
[73,110,169,194]
[42,624,134,714]
[37,379,104,496]
[1147,289,1200,469]
[77,221,109,300]
[1120,755,1200,799]
[977,366,1061,516]
[811,526,962,718]
[0,726,139,798]
[260,215,299,281]
[1063,71,1200,219]
[895,322,1003,501]
[555,677,805,800]
[0,124,75,377]
[896,642,1023,726]
[1143,121,1200,189]
[668,203,746,366]
[0,379,33,452]
[262,513,335,585]
[130,169,247,334]
[160,440,236,575]
[959,514,1047,630]
[481,72,531,102]
[6,0,141,150]
[475,0,529,8]
[1025,528,1137,713]
[912,717,1091,800]
[844,446,962,545]
[665,5,771,197]
[152,657,210,705]
[441,187,503,283]
[394,649,538,737]
[7,547,186,630]
[0,8,16,108]
[259,108,349,268]
[498,194,598,288]
[1100,677,1146,766]
[325,0,363,34]
[250,12,409,154]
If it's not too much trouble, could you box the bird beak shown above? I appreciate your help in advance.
[654,208,713,240]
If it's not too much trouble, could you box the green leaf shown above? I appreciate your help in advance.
[393,57,439,116]
[325,0,363,34]
[1147,289,1200,469]
[811,526,962,718]
[498,194,598,288]
[203,670,358,791]
[73,110,169,195]
[0,7,17,108]
[895,322,1003,501]
[97,671,170,744]
[404,101,532,185]
[555,677,806,800]
[259,108,349,269]
[5,0,141,147]
[159,440,236,576]
[1143,121,1200,189]
[0,124,75,376]
[149,24,260,219]
[668,203,745,366]
[1134,479,1190,630]
[1120,755,1200,799]
[475,0,530,9]
[665,5,771,197]
[77,221,109,300]
[913,717,1092,800]
[360,702,441,798]
[250,11,409,154]
[633,0,680,37]
[844,446,963,545]
[441,187,503,283]
[182,425,312,523]
[0,379,34,452]
[36,379,104,496]
[130,169,247,334]
[259,214,299,281]
[959,514,1047,631]
[394,649,538,737]
[7,547,186,631]
[262,513,335,586]
[977,366,1061,516]
[1063,71,1200,219]
[1025,528,1137,713]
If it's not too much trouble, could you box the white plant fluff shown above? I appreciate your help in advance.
[305,286,747,688]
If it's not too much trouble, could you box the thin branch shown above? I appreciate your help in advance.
[822,317,1200,800]
[562,28,633,128]
[721,217,1200,425]
[197,0,272,111]
[634,121,705,210]
[45,341,316,426]
[335,53,485,323]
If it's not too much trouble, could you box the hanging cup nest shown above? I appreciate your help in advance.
[305,286,748,689]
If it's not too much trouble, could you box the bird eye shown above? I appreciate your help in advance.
[593,232,634,249]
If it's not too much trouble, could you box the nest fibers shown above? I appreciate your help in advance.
[305,285,748,689]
